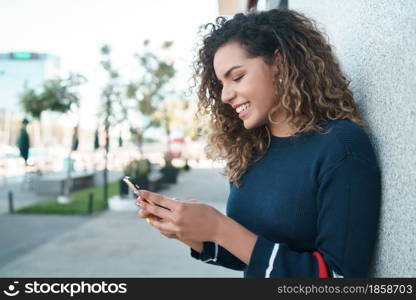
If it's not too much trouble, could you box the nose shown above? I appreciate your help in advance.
[221,84,236,104]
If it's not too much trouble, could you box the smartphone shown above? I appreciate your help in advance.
[123,176,141,194]
[122,176,169,210]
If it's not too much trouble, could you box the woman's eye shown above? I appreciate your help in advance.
[233,75,244,82]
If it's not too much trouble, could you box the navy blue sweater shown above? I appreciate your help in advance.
[191,119,382,278]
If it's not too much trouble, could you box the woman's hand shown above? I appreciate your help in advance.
[136,203,177,239]
[136,190,224,243]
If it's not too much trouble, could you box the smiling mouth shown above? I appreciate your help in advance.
[237,104,251,120]
[235,102,251,114]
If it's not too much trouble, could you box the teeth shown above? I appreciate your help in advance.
[236,103,250,113]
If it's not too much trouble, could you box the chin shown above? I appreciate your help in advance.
[241,111,263,130]
[243,123,251,129]
[242,118,258,130]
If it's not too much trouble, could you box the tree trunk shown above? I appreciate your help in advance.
[61,122,79,201]
[138,133,144,158]
[35,119,43,148]
[103,98,110,206]
[165,120,171,154]
[63,149,73,197]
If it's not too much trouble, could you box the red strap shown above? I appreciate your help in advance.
[313,251,329,278]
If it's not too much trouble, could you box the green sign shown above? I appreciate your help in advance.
[11,52,33,59]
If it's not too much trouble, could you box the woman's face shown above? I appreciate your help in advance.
[213,41,282,130]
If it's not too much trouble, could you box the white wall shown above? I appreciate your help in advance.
[289,0,416,277]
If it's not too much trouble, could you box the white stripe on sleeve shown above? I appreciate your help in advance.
[265,243,280,278]
[332,270,344,278]
[202,243,219,263]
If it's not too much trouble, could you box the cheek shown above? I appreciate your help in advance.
[252,89,275,114]
[251,92,276,125]
[247,100,268,126]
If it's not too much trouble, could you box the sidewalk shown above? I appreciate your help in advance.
[0,167,243,277]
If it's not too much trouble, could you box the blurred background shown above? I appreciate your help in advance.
[0,0,221,186]
[0,0,236,278]
[1,0,276,278]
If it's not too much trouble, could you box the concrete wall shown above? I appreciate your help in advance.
[289,0,416,277]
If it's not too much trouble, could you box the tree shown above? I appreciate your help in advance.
[125,40,176,156]
[20,73,86,146]
[97,41,177,199]
[20,87,43,119]
[19,84,44,147]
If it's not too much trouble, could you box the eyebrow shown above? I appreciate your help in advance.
[222,65,243,80]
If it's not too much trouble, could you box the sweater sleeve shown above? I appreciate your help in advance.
[245,154,381,277]
[190,241,246,271]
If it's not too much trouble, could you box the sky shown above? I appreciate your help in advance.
[0,0,219,133]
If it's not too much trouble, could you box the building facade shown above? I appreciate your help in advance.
[0,52,60,146]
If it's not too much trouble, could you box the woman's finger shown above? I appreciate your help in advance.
[135,195,153,207]
[160,230,178,239]
[162,233,178,239]
[148,217,177,233]
[137,208,150,218]
[186,199,200,204]
[141,201,175,222]
[137,209,162,221]
[139,190,181,212]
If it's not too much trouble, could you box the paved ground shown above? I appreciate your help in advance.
[0,167,243,277]
[0,214,90,270]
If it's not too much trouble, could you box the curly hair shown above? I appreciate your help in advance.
[192,8,368,188]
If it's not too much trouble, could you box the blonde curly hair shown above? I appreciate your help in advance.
[192,8,368,188]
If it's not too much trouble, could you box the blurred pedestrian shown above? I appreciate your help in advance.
[17,118,30,166]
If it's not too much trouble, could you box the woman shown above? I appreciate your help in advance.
[136,8,381,278]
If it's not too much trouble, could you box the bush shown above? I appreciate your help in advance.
[123,159,151,178]
[123,159,152,190]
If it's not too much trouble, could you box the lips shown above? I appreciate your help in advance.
[232,101,249,110]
